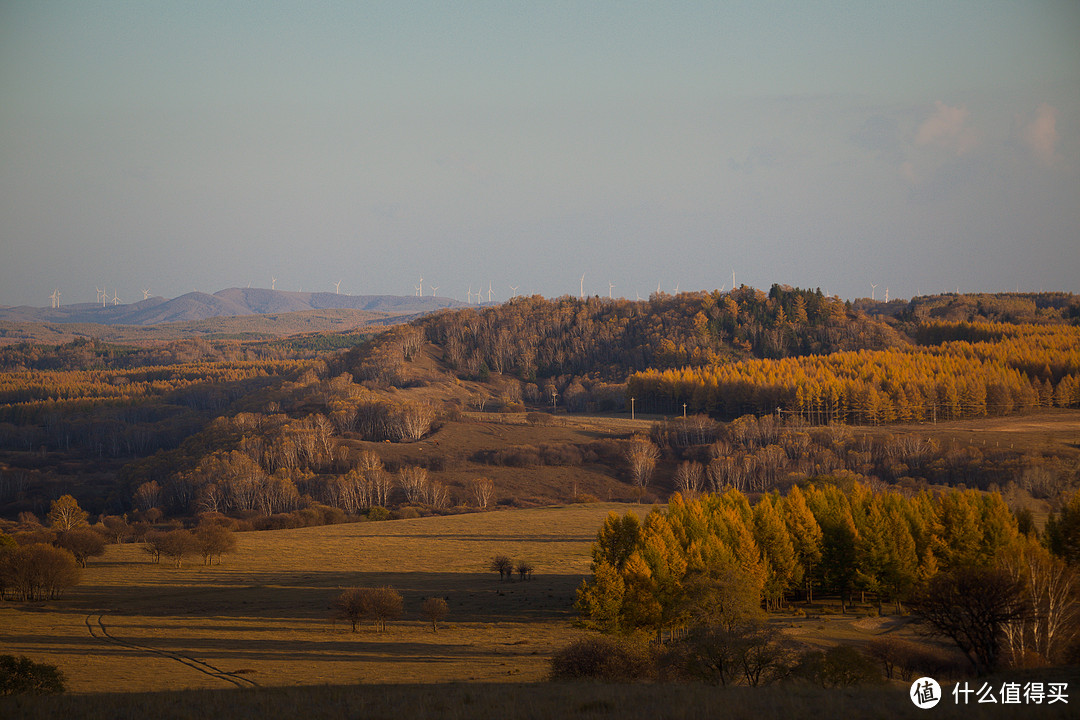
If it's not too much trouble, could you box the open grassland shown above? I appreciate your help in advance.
[4,500,1080,717]
[0,504,655,692]
[857,408,1080,461]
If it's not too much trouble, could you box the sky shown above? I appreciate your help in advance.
[1,1,1078,307]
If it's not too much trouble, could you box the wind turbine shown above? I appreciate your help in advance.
[870,283,878,301]
[509,285,518,298]
[271,276,277,291]
[466,284,473,304]
[111,290,120,306]
[579,273,585,299]
[487,282,493,303]
[674,283,679,294]
[49,289,60,308]
[142,288,150,300]
[418,276,424,297]
[95,287,103,305]
[884,287,889,303]
[608,281,614,299]
[333,280,342,294]
[430,285,439,296]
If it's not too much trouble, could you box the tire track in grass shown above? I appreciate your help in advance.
[85,614,259,688]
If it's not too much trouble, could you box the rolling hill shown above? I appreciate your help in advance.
[0,288,467,326]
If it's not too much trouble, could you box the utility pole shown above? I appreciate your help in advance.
[630,397,635,420]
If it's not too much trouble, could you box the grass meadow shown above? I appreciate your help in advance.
[1,504,656,693]
[3,501,1079,718]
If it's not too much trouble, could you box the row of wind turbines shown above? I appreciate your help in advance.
[44,276,908,311]
[45,286,152,309]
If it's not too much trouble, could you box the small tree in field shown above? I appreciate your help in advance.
[47,495,88,531]
[194,524,237,565]
[470,477,495,509]
[100,515,132,544]
[158,529,196,568]
[334,587,404,632]
[367,586,404,631]
[421,597,449,632]
[334,588,368,632]
[54,528,106,568]
[625,435,659,499]
[2,544,80,601]
[909,565,1027,676]
[143,531,165,563]
[490,555,514,581]
[516,561,535,581]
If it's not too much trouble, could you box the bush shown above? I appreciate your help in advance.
[0,655,65,695]
[549,636,655,682]
[867,637,958,681]
[798,645,883,687]
[366,507,390,521]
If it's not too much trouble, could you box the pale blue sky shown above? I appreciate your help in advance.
[2,1,1078,306]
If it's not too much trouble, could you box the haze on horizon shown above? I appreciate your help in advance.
[2,1,1078,309]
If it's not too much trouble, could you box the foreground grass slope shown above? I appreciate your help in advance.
[5,673,1079,720]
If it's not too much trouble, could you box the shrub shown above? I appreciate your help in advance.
[421,597,449,631]
[798,645,883,687]
[366,506,390,521]
[0,655,65,695]
[549,636,655,682]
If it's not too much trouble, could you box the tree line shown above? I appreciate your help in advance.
[575,483,1080,673]
[628,323,1080,420]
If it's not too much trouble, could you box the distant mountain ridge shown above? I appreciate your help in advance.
[0,288,466,326]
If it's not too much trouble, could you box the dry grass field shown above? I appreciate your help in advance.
[3,500,1079,718]
[0,504,657,693]
[860,408,1080,461]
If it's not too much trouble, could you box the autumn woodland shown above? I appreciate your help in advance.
[1,288,1079,717]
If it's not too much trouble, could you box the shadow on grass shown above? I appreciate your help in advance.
[6,670,1080,720]
[56,570,587,622]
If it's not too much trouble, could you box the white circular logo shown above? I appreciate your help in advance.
[911,677,941,709]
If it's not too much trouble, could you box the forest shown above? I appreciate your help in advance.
[0,288,1077,527]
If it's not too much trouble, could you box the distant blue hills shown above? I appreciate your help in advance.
[0,288,467,326]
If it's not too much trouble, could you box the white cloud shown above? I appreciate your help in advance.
[1020,103,1059,166]
[915,101,978,156]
